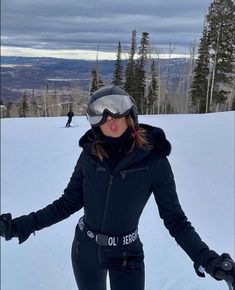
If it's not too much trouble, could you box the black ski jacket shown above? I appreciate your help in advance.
[13,124,214,266]
[67,111,74,118]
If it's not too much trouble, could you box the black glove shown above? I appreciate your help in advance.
[0,213,17,241]
[206,253,235,285]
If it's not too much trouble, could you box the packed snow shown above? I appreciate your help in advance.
[1,112,234,290]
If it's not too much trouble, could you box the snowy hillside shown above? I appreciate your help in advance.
[1,112,234,290]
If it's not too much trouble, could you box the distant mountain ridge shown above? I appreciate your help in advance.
[1,56,187,101]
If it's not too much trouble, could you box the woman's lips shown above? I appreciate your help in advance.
[110,124,118,132]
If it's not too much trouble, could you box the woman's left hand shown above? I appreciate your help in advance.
[206,253,235,286]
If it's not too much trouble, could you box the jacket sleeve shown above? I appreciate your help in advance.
[151,157,218,268]
[13,152,85,244]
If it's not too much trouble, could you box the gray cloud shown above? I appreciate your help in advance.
[2,0,212,55]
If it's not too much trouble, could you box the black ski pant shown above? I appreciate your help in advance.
[66,117,72,127]
[71,224,145,290]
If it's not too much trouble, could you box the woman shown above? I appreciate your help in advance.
[0,85,234,290]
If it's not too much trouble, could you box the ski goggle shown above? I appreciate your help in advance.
[86,94,135,126]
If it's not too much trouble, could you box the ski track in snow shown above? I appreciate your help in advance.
[1,113,234,290]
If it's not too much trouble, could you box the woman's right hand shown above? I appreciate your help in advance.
[0,213,17,240]
[207,253,235,286]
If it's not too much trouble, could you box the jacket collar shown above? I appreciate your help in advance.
[79,124,171,156]
[79,123,171,173]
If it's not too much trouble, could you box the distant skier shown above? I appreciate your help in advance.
[0,86,235,290]
[65,109,74,127]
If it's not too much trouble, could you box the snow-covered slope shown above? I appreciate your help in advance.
[1,112,234,290]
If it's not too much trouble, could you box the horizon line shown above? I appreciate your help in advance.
[1,46,191,61]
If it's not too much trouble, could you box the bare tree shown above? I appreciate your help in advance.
[175,56,188,113]
[43,83,49,117]
[163,41,176,113]
[0,104,7,118]
[153,50,162,114]
[30,89,39,117]
[144,42,152,114]
[186,40,197,113]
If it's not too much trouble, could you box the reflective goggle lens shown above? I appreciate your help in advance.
[87,94,134,126]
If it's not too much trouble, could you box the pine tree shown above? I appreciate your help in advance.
[138,32,150,67]
[112,41,123,87]
[90,48,104,96]
[90,68,99,95]
[19,91,29,117]
[230,72,235,110]
[31,89,39,117]
[207,0,235,111]
[124,30,137,96]
[134,32,150,114]
[231,95,235,110]
[133,63,145,113]
[146,60,158,114]
[190,23,210,113]
[98,75,104,89]
[90,66,104,95]
[191,0,235,113]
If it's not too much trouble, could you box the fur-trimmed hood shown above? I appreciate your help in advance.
[140,124,171,156]
[79,124,171,157]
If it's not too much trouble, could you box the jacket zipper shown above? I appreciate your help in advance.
[101,174,114,231]
[98,174,114,264]
[122,252,128,267]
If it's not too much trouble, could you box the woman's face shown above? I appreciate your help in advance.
[100,115,128,137]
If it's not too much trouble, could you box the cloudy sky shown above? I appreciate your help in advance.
[1,0,213,60]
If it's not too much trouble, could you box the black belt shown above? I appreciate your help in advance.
[78,216,138,247]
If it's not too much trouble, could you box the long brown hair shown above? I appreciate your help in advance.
[92,115,152,160]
